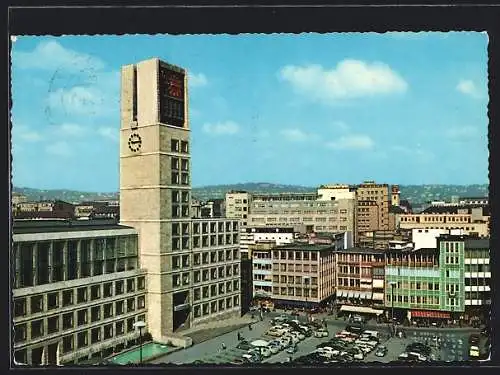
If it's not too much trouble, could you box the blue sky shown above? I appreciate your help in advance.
[11,32,489,192]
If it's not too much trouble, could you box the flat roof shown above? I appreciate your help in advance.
[465,238,490,249]
[13,219,134,235]
[274,243,335,252]
[336,247,386,254]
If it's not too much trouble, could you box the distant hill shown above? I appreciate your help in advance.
[13,183,488,206]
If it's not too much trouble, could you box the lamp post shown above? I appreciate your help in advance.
[133,321,146,364]
[389,281,397,334]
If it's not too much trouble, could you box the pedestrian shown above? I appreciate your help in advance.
[249,323,252,331]
[221,342,226,350]
[237,332,241,341]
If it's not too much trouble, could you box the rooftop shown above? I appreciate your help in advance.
[336,247,386,254]
[13,219,134,235]
[274,243,335,252]
[465,238,490,249]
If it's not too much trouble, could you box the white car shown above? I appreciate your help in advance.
[317,347,340,358]
[285,333,299,344]
[353,350,364,360]
[280,336,291,348]
[315,329,329,338]
[268,341,282,353]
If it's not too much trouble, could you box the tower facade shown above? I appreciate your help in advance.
[120,59,241,341]
[120,59,191,339]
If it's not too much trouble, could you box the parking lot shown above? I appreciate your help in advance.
[151,312,480,364]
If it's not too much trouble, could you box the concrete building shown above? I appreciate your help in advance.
[384,234,467,322]
[12,219,147,365]
[334,247,386,315]
[317,184,356,201]
[271,243,336,309]
[249,242,275,299]
[464,237,490,323]
[119,58,241,341]
[398,212,489,237]
[249,192,356,237]
[239,226,295,258]
[225,191,252,227]
[14,200,75,220]
[356,200,379,234]
[356,181,390,233]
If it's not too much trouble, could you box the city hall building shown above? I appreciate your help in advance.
[119,58,241,343]
[12,219,147,365]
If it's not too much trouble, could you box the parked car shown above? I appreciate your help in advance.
[280,336,292,348]
[268,341,281,353]
[481,327,490,337]
[315,328,329,338]
[230,358,246,365]
[469,345,480,358]
[353,349,364,360]
[250,347,271,358]
[375,345,387,357]
[242,353,261,363]
[316,347,340,358]
[284,333,299,345]
[292,330,306,340]
[267,325,286,337]
[406,343,431,357]
[286,345,298,354]
[469,334,480,345]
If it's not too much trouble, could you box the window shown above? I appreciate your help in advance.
[104,282,113,297]
[63,312,74,330]
[31,319,43,339]
[138,295,146,309]
[14,298,26,317]
[115,280,124,295]
[104,303,113,319]
[116,321,125,336]
[14,324,27,343]
[62,290,73,307]
[91,285,101,300]
[116,301,124,316]
[181,140,189,153]
[77,287,88,303]
[104,324,113,340]
[91,327,101,344]
[91,306,101,322]
[77,309,88,326]
[30,295,43,314]
[138,276,145,290]
[171,139,179,152]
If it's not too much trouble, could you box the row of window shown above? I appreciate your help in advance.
[193,221,239,234]
[387,294,442,305]
[14,298,146,343]
[171,139,189,154]
[193,281,240,300]
[13,277,146,318]
[192,234,239,248]
[192,296,239,318]
[336,254,384,263]
[192,250,240,266]
[272,251,319,261]
[272,275,318,285]
[272,263,318,273]
[272,287,318,298]
[464,264,490,272]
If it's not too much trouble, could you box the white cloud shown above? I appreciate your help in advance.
[202,121,240,135]
[326,134,374,150]
[445,126,479,140]
[456,79,483,98]
[53,123,86,137]
[13,39,105,73]
[331,121,350,132]
[281,128,314,142]
[18,129,43,142]
[189,72,208,87]
[278,59,408,103]
[45,141,72,156]
[97,127,118,142]
[390,145,435,163]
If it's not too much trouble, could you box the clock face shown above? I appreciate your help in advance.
[128,133,142,152]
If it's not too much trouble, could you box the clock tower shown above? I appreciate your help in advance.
[120,58,191,340]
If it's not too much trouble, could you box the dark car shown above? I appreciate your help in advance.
[345,324,364,334]
[481,327,490,337]
[237,340,252,350]
[469,334,480,345]
[406,343,431,357]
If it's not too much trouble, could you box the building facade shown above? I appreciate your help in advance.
[356,181,390,233]
[225,191,252,227]
[384,234,466,322]
[249,193,356,237]
[464,237,490,323]
[334,248,386,313]
[270,244,336,308]
[12,220,146,365]
[119,58,241,341]
[398,212,489,237]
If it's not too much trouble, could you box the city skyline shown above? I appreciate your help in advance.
[11,32,489,192]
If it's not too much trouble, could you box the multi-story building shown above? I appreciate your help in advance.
[271,244,336,309]
[356,200,379,234]
[384,234,466,323]
[12,219,147,365]
[464,237,490,324]
[356,181,390,232]
[317,184,356,201]
[249,193,356,237]
[225,191,252,226]
[14,200,75,220]
[398,212,489,237]
[249,242,275,299]
[239,226,295,258]
[119,58,241,342]
[334,247,386,316]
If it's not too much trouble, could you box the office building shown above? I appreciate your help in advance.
[119,58,241,342]
[225,191,252,226]
[398,212,489,237]
[12,219,146,365]
[270,243,336,309]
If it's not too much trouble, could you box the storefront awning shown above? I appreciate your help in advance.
[411,310,451,319]
[339,305,384,315]
[353,292,360,299]
[372,292,384,301]
[347,291,354,298]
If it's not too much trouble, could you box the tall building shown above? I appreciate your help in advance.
[225,191,252,226]
[391,185,400,207]
[12,219,146,365]
[356,181,390,234]
[119,58,240,341]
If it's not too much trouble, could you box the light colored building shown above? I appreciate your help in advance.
[317,184,356,201]
[391,185,400,207]
[398,213,489,237]
[119,58,241,342]
[12,219,146,366]
[271,244,336,308]
[334,247,386,315]
[239,226,295,258]
[249,193,356,237]
[225,191,251,226]
[356,181,390,233]
[249,242,275,298]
